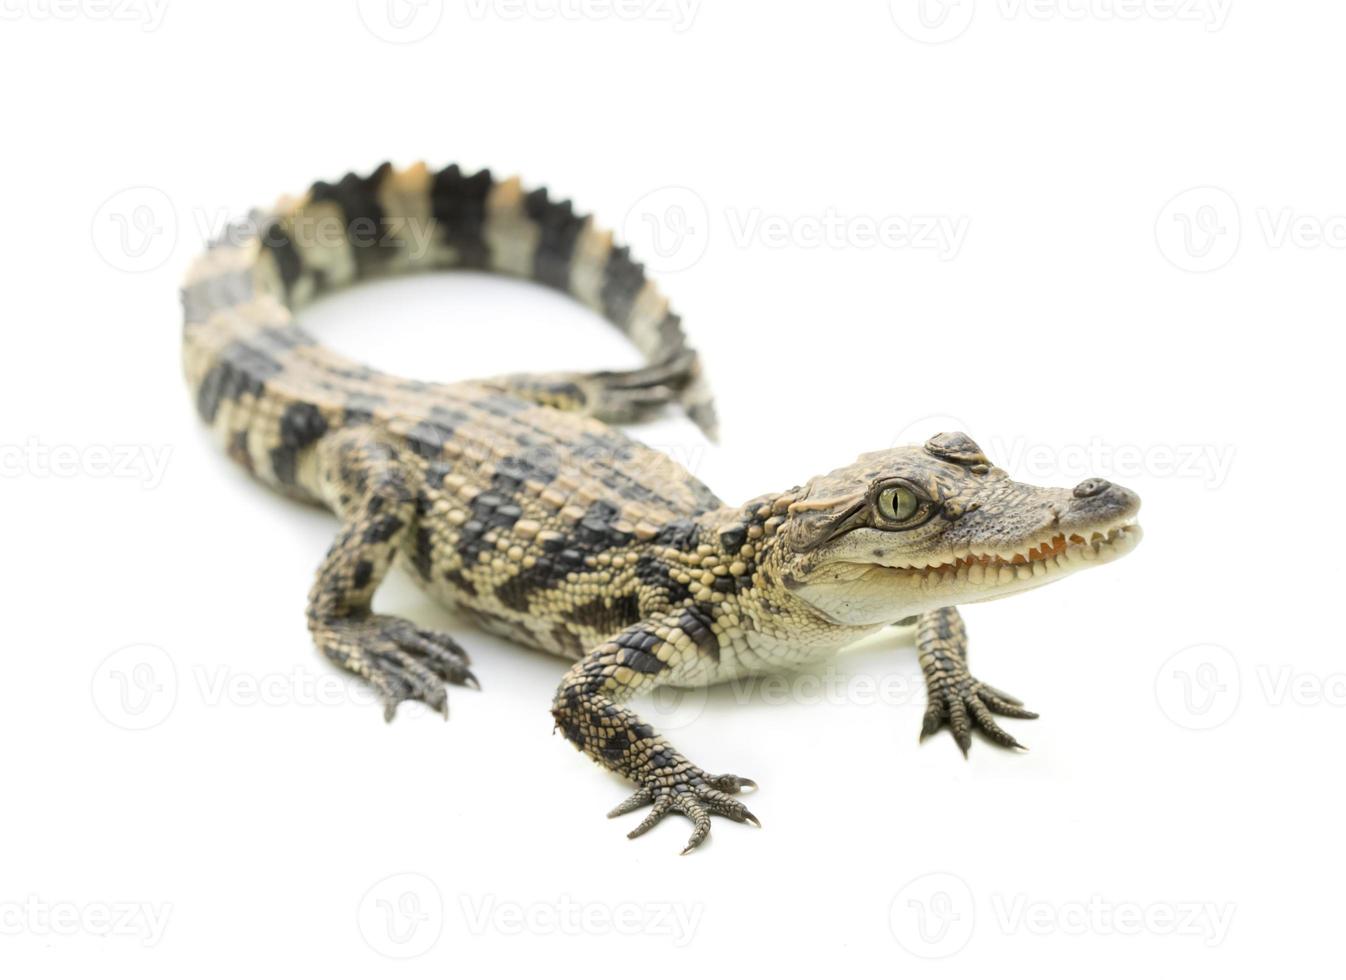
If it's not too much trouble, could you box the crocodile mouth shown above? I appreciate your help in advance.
[786,518,1141,626]
[902,522,1142,585]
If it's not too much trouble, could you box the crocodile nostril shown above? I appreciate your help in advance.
[1073,478,1110,499]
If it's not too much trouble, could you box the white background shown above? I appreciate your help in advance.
[3,0,1341,975]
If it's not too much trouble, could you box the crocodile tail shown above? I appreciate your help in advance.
[181,161,716,444]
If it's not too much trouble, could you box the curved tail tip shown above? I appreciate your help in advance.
[687,402,720,443]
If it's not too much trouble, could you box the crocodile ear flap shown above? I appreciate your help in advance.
[924,432,992,474]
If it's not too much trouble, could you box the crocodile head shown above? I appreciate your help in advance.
[774,432,1142,626]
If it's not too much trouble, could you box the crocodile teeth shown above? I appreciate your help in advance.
[910,524,1138,579]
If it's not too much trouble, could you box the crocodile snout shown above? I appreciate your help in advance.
[1068,478,1140,523]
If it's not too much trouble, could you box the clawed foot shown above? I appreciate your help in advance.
[921,668,1038,756]
[313,614,477,721]
[608,770,759,854]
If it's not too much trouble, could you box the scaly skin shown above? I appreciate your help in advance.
[182,162,1143,853]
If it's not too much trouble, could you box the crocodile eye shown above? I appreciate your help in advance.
[875,484,920,523]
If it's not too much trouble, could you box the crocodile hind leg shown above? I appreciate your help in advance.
[551,612,759,854]
[306,428,477,720]
[916,606,1038,755]
[482,350,700,427]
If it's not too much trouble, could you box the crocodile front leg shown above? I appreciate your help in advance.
[916,606,1038,755]
[551,611,759,854]
[306,429,477,720]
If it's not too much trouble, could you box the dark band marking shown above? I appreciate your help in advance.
[363,514,405,544]
[412,525,434,580]
[524,187,584,291]
[309,163,393,276]
[633,554,691,605]
[259,221,303,299]
[600,244,644,329]
[405,420,456,459]
[431,164,493,269]
[456,490,524,564]
[271,401,329,487]
[570,592,642,636]
[677,604,719,661]
[196,341,284,424]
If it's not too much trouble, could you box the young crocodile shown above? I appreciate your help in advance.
[182,162,1143,853]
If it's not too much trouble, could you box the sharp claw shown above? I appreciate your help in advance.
[627,804,667,839]
[616,772,758,850]
[681,821,710,854]
[326,617,473,718]
[607,787,653,818]
[708,773,755,794]
[982,683,1024,706]
[980,692,1038,719]
[462,670,481,691]
[991,704,1038,720]
[629,802,673,840]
